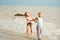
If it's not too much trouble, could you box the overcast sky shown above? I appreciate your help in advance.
[0,0,60,7]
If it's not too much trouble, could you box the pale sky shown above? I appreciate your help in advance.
[0,0,60,7]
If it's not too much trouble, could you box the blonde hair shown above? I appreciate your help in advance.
[38,12,43,17]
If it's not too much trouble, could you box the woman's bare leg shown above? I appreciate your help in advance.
[26,25,28,35]
[30,25,32,35]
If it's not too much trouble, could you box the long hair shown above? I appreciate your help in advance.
[24,12,30,17]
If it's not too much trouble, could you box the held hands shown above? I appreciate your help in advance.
[32,18,37,23]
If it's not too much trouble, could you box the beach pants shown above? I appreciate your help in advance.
[36,25,40,39]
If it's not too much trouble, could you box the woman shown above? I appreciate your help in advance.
[24,12,34,35]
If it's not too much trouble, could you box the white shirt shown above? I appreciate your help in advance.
[37,17,43,27]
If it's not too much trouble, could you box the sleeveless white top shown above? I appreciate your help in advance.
[37,17,43,27]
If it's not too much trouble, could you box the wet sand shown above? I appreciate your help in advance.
[0,31,50,40]
[0,26,60,40]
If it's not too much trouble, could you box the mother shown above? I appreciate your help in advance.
[24,12,34,35]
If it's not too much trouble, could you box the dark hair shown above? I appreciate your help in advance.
[24,12,28,17]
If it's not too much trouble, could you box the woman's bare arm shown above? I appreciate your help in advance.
[32,17,38,21]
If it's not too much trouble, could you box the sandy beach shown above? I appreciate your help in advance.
[0,25,60,40]
[0,6,60,40]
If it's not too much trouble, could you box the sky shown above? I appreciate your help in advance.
[0,0,60,7]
